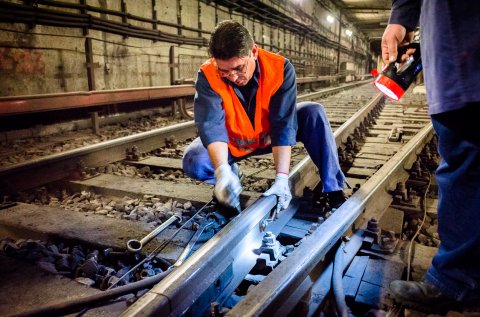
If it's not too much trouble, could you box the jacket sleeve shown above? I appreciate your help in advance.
[193,70,229,147]
[389,0,421,31]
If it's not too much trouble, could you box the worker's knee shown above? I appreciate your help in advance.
[182,152,202,180]
[297,101,328,124]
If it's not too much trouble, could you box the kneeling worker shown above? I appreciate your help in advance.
[183,20,346,213]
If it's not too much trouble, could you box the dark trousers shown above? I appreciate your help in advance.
[425,103,480,300]
[182,102,345,192]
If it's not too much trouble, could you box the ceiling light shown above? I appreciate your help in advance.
[345,29,353,37]
[326,15,334,23]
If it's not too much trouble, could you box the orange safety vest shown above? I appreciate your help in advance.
[200,48,285,157]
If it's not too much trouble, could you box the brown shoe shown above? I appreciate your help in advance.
[389,280,469,313]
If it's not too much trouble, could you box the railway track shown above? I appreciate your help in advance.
[0,80,370,193]
[118,88,434,317]
[0,82,438,317]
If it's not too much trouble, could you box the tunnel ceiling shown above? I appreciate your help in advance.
[210,0,391,55]
[334,0,391,54]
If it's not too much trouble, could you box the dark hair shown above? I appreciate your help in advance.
[208,20,254,60]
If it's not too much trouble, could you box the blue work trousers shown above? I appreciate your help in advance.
[182,101,345,192]
[425,103,480,300]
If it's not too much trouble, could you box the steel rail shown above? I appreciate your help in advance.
[0,79,370,116]
[120,90,383,317]
[290,92,383,196]
[296,75,339,84]
[227,123,434,317]
[0,85,196,116]
[0,121,196,192]
[0,82,373,193]
[0,84,380,316]
[119,195,277,316]
[296,79,372,102]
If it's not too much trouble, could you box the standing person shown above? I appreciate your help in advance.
[182,20,346,213]
[382,0,480,312]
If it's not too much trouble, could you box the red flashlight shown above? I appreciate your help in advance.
[373,43,422,101]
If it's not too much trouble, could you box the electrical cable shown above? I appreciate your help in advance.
[332,240,349,317]
[0,27,207,52]
[384,171,432,317]
[11,268,172,317]
[406,171,432,281]
[107,198,214,289]
[12,199,216,317]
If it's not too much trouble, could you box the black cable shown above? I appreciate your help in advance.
[11,199,215,317]
[107,198,214,289]
[11,268,172,317]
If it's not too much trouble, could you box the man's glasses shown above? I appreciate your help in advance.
[216,54,251,78]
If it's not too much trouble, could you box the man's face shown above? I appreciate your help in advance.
[215,44,258,86]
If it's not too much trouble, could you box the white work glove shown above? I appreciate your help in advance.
[262,173,292,212]
[214,163,242,209]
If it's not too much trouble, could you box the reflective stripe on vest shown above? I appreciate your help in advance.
[200,48,284,157]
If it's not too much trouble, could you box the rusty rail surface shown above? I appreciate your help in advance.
[0,79,372,116]
[0,85,196,116]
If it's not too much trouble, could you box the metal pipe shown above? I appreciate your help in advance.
[1,0,357,55]
[33,0,210,34]
[0,2,206,45]
[126,214,181,253]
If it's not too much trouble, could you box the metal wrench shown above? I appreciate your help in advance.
[126,214,181,253]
